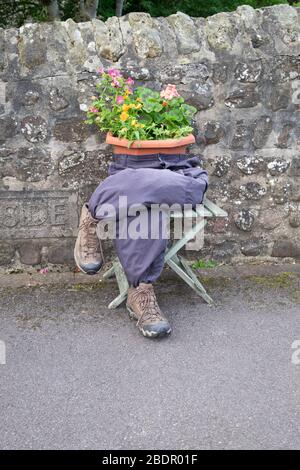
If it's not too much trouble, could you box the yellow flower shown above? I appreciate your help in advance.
[120,111,129,121]
[136,97,142,102]
[122,104,130,112]
[139,123,145,128]
[135,103,142,109]
[131,119,138,127]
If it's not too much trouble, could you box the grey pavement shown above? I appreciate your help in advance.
[0,265,300,450]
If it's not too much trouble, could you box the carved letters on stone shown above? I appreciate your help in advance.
[0,191,78,239]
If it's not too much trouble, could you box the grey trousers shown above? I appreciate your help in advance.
[88,154,208,286]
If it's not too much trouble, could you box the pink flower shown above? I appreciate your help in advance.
[160,84,180,100]
[111,78,120,88]
[98,67,104,74]
[39,267,49,274]
[126,77,134,86]
[116,95,124,104]
[108,68,121,78]
[89,107,98,113]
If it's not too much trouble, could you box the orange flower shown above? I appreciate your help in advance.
[120,111,129,121]
[162,101,168,107]
[122,104,130,112]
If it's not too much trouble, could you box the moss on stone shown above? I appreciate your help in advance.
[246,272,297,288]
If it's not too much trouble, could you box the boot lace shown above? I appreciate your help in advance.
[132,285,163,324]
[79,217,103,258]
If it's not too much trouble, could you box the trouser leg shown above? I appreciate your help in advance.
[88,167,208,286]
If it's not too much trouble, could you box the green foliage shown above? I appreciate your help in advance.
[192,259,218,269]
[86,69,196,141]
[107,0,289,19]
[0,0,291,28]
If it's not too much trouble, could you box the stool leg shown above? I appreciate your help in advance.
[103,265,115,279]
[108,260,129,309]
[178,255,214,305]
[167,255,214,305]
[165,218,207,261]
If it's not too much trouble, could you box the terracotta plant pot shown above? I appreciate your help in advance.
[105,133,195,156]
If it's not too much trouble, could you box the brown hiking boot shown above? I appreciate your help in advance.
[74,204,104,275]
[126,283,171,338]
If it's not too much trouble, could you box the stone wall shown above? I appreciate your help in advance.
[0,4,299,271]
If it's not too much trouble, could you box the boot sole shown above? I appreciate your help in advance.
[126,306,171,338]
[73,248,102,275]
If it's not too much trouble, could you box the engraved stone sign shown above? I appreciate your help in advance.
[0,191,78,239]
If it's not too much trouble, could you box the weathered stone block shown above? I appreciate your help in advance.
[0,147,53,182]
[259,209,282,230]
[271,56,300,83]
[212,241,240,261]
[270,182,291,205]
[24,90,40,106]
[290,188,300,203]
[178,82,214,110]
[289,211,300,228]
[58,149,111,185]
[19,241,41,265]
[234,60,263,83]
[0,242,15,266]
[267,83,291,111]
[205,12,237,51]
[225,85,259,108]
[208,180,237,202]
[230,120,253,150]
[252,116,272,148]
[267,158,290,176]
[128,14,162,59]
[48,239,75,264]
[49,88,69,111]
[212,63,228,84]
[239,182,266,200]
[236,155,265,175]
[18,24,47,70]
[167,12,200,54]
[235,209,255,231]
[6,80,42,111]
[272,240,300,258]
[289,156,300,177]
[0,116,18,143]
[276,123,294,148]
[241,238,266,257]
[262,5,299,47]
[53,117,91,142]
[93,17,124,62]
[209,217,229,234]
[20,115,48,143]
[213,155,231,177]
[203,121,224,145]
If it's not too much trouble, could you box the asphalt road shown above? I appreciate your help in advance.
[1,267,300,449]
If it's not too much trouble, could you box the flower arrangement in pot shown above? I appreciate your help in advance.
[85,68,197,155]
